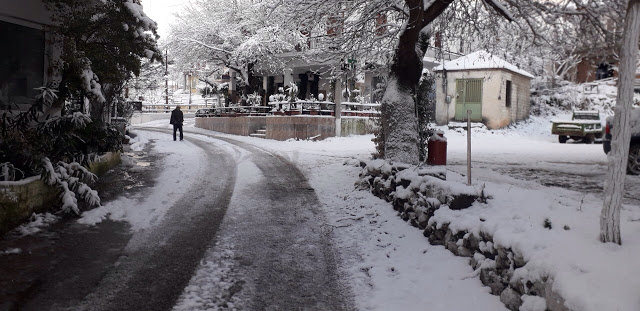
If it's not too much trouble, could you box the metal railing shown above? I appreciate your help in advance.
[194,101,381,118]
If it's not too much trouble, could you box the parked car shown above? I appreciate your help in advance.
[602,108,640,175]
[551,110,603,144]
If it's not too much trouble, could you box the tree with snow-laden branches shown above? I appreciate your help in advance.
[278,0,626,165]
[167,0,307,93]
[44,0,162,119]
[600,0,640,245]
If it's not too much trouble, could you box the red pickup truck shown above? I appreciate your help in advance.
[603,109,640,175]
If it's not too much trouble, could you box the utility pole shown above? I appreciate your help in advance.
[467,109,472,186]
[188,71,192,106]
[165,49,169,107]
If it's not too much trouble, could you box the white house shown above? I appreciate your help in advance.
[433,51,534,129]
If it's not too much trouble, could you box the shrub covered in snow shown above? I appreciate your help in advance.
[1,87,121,213]
[530,78,640,116]
[357,159,570,311]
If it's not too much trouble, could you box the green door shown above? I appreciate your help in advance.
[454,79,483,121]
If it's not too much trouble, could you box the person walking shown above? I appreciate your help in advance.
[170,105,184,141]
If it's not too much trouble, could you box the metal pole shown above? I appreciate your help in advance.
[165,49,169,106]
[467,109,472,185]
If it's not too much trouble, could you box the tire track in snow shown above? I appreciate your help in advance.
[74,129,237,311]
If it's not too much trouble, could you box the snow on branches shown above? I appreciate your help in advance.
[41,157,100,215]
[122,0,158,34]
[81,68,106,103]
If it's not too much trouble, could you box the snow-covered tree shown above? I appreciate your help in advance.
[600,0,640,245]
[167,0,306,90]
[279,0,626,164]
[44,0,162,119]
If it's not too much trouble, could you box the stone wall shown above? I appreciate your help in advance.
[0,177,57,235]
[196,116,267,137]
[358,160,570,311]
[0,152,121,235]
[341,117,377,136]
[266,116,335,140]
[130,113,196,125]
[195,116,377,140]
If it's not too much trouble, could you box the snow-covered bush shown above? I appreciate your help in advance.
[41,158,100,214]
[529,78,639,116]
[247,92,262,106]
[0,87,121,213]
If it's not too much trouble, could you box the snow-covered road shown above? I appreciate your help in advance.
[0,125,356,310]
[4,114,639,311]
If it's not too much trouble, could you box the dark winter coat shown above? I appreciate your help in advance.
[170,108,184,125]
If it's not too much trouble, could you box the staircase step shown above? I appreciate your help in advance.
[256,129,266,134]
[250,133,266,138]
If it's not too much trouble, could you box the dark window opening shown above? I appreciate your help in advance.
[596,62,614,80]
[0,20,45,110]
[505,80,512,107]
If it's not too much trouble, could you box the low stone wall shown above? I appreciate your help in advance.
[358,160,569,311]
[196,116,267,137]
[266,116,335,140]
[341,117,377,136]
[0,177,58,235]
[88,151,122,176]
[0,152,121,235]
[130,112,196,125]
[195,116,377,140]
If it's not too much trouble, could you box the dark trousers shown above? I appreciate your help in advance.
[173,124,183,141]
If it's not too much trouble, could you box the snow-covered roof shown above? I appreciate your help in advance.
[433,50,534,79]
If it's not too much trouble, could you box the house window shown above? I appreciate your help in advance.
[505,80,512,107]
[596,62,613,80]
[0,20,45,110]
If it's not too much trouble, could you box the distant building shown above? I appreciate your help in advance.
[433,51,534,129]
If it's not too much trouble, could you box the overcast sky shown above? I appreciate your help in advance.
[143,0,185,40]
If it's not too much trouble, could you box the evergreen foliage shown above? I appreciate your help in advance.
[416,72,436,162]
[44,0,162,117]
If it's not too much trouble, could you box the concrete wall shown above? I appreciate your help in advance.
[0,177,57,235]
[1,0,62,116]
[266,116,335,140]
[196,116,267,136]
[0,152,121,235]
[130,113,196,125]
[341,117,377,136]
[435,69,531,129]
[195,116,377,140]
[0,0,52,27]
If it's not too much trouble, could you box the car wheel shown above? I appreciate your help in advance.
[583,135,594,144]
[558,136,567,144]
[628,144,640,175]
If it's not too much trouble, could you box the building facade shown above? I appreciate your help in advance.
[0,0,61,114]
[434,51,533,129]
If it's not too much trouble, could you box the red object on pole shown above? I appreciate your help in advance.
[427,131,447,165]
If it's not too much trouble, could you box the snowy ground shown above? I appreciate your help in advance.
[6,112,634,309]
[114,113,640,311]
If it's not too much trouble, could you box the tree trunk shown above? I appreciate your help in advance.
[600,0,640,245]
[381,0,425,165]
